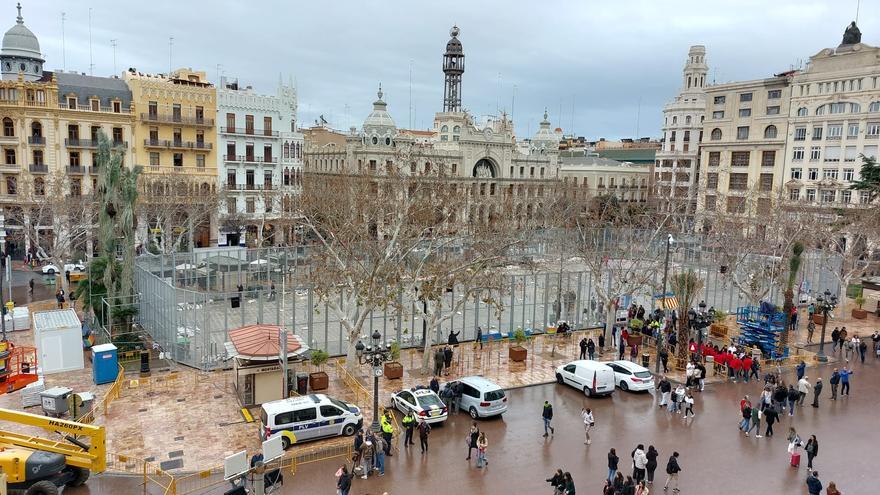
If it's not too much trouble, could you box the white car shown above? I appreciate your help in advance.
[607,360,656,392]
[41,262,86,275]
[555,360,616,397]
[390,388,448,424]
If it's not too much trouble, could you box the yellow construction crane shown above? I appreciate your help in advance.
[0,408,105,495]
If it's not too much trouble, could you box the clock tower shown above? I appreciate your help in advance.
[442,26,464,113]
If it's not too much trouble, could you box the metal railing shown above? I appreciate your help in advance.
[28,163,47,173]
[144,139,213,150]
[27,135,45,145]
[76,364,125,424]
[67,165,87,174]
[140,113,214,126]
[220,126,279,137]
[333,359,370,410]
[64,138,98,148]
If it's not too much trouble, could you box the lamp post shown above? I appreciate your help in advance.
[355,330,394,432]
[688,300,709,360]
[655,234,674,374]
[815,289,837,362]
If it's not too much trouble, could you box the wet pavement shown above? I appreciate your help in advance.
[65,351,877,494]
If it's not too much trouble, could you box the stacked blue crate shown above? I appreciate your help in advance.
[736,304,788,358]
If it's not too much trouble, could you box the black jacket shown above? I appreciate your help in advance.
[787,387,799,401]
[666,456,681,474]
[337,473,352,491]
[542,404,554,420]
[646,450,658,470]
[608,453,619,470]
[547,473,563,487]
[659,380,672,393]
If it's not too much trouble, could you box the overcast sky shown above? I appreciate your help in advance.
[17,0,876,139]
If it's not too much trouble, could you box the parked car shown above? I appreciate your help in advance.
[447,376,507,419]
[390,388,448,424]
[607,360,655,392]
[259,394,362,449]
[555,360,616,397]
[41,262,86,275]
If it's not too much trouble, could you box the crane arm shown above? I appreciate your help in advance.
[0,408,106,473]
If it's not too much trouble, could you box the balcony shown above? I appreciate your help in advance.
[29,164,48,173]
[111,140,128,148]
[140,113,214,127]
[144,138,165,148]
[59,102,131,114]
[65,138,98,148]
[27,135,45,145]
[0,134,16,143]
[220,126,279,137]
[143,139,213,150]
[232,184,274,191]
[866,134,879,140]
[67,165,86,174]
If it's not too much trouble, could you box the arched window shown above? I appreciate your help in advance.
[764,125,777,139]
[710,128,722,140]
[2,118,13,137]
[453,125,460,133]
[869,101,880,112]
[685,116,692,125]
[283,142,290,158]
[797,107,808,117]
[672,116,678,125]
[815,105,825,116]
[440,125,448,133]
[30,121,42,137]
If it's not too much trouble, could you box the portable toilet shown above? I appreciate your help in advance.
[92,343,119,385]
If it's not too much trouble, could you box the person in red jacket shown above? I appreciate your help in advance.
[741,356,753,383]
[740,395,751,412]
[715,351,727,376]
[729,356,742,382]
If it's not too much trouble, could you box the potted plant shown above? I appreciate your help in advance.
[852,295,867,319]
[628,318,644,344]
[308,349,330,391]
[509,328,528,362]
[384,341,404,379]
[710,309,729,338]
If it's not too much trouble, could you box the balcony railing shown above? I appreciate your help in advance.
[65,138,98,148]
[231,184,274,191]
[28,136,45,145]
[29,164,48,173]
[220,126,279,137]
[0,134,16,142]
[143,139,213,150]
[140,113,214,126]
[67,165,87,174]
[59,102,132,114]
[111,140,128,148]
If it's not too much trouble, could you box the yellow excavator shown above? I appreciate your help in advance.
[0,408,105,495]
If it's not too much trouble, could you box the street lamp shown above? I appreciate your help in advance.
[815,289,838,362]
[688,300,709,360]
[655,234,674,374]
[355,329,394,432]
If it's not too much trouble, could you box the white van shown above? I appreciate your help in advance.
[259,394,363,448]
[555,360,616,397]
[448,376,508,419]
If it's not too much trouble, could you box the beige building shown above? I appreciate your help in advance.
[558,152,651,204]
[695,74,792,229]
[783,32,880,209]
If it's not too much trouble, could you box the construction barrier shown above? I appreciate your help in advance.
[76,364,125,425]
[333,360,370,410]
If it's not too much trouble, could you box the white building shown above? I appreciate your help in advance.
[217,76,301,247]
[654,45,708,216]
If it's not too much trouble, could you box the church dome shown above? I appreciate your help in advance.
[1,4,42,60]
[363,85,396,135]
[532,110,559,151]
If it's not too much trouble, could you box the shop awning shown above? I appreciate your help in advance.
[225,324,310,361]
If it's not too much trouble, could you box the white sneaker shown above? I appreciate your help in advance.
[756,435,763,438]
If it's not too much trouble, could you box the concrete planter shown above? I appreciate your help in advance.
[508,345,528,362]
[851,308,867,320]
[309,371,329,391]
[384,361,404,379]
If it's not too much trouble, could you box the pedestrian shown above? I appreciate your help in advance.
[402,410,415,447]
[581,407,594,444]
[352,430,364,465]
[796,360,806,381]
[447,329,460,346]
[466,422,479,460]
[811,378,823,408]
[632,444,647,482]
[268,282,276,301]
[579,337,588,360]
[474,431,488,468]
[829,368,840,400]
[749,356,760,381]
[563,472,576,495]
[28,277,34,295]
[380,409,394,456]
[417,418,431,453]
[682,391,695,419]
[623,476,636,495]
[685,361,695,388]
[608,448,620,483]
[807,321,815,343]
[839,367,852,396]
[664,451,681,493]
[858,338,867,364]
[825,481,841,495]
[443,345,453,375]
[645,445,659,485]
[696,361,707,391]
[787,427,801,456]
[763,404,779,437]
[373,435,386,476]
[659,348,669,374]
[787,384,799,416]
[805,435,818,470]
[547,469,565,495]
[746,403,762,438]
[618,336,626,360]
[797,376,811,406]
[587,338,596,361]
[598,332,606,352]
[838,328,847,353]
[658,377,671,408]
[336,464,353,495]
[433,347,445,376]
[741,355,752,383]
[807,303,816,322]
[739,401,752,434]
[475,326,483,349]
[429,376,440,394]
[844,337,854,362]
[542,400,555,437]
[359,439,374,479]
[635,480,649,495]
[806,471,823,495]
[831,327,840,351]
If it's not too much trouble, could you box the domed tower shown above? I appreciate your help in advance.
[681,45,707,93]
[531,109,559,153]
[362,84,397,144]
[1,3,44,81]
[442,26,464,112]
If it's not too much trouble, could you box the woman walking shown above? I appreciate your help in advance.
[635,480,650,495]
[804,435,818,470]
[335,465,352,495]
[563,472,576,495]
[632,444,647,482]
[582,407,594,445]
[645,445,659,485]
[683,391,695,419]
[763,404,779,437]
[607,448,619,483]
[466,423,479,460]
[547,468,565,494]
[787,427,801,454]
[476,431,488,468]
[825,481,841,495]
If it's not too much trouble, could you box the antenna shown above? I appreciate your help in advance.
[511,84,517,123]
[215,64,223,84]
[169,37,174,75]
[570,94,575,137]
[635,96,642,138]
[88,8,94,75]
[409,59,413,129]
[856,0,860,23]
[497,72,502,115]
[111,39,117,75]
[61,12,66,71]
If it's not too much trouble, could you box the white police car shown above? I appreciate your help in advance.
[390,388,448,424]
[259,394,362,448]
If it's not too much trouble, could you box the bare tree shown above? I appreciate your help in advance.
[139,174,219,253]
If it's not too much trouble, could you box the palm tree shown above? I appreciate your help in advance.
[670,269,704,367]
[780,241,804,355]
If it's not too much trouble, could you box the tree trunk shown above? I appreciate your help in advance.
[676,313,689,366]
[603,300,618,349]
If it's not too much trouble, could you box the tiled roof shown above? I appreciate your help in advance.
[55,72,132,109]
[228,324,304,359]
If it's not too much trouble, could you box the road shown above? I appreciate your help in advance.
[68,353,874,494]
